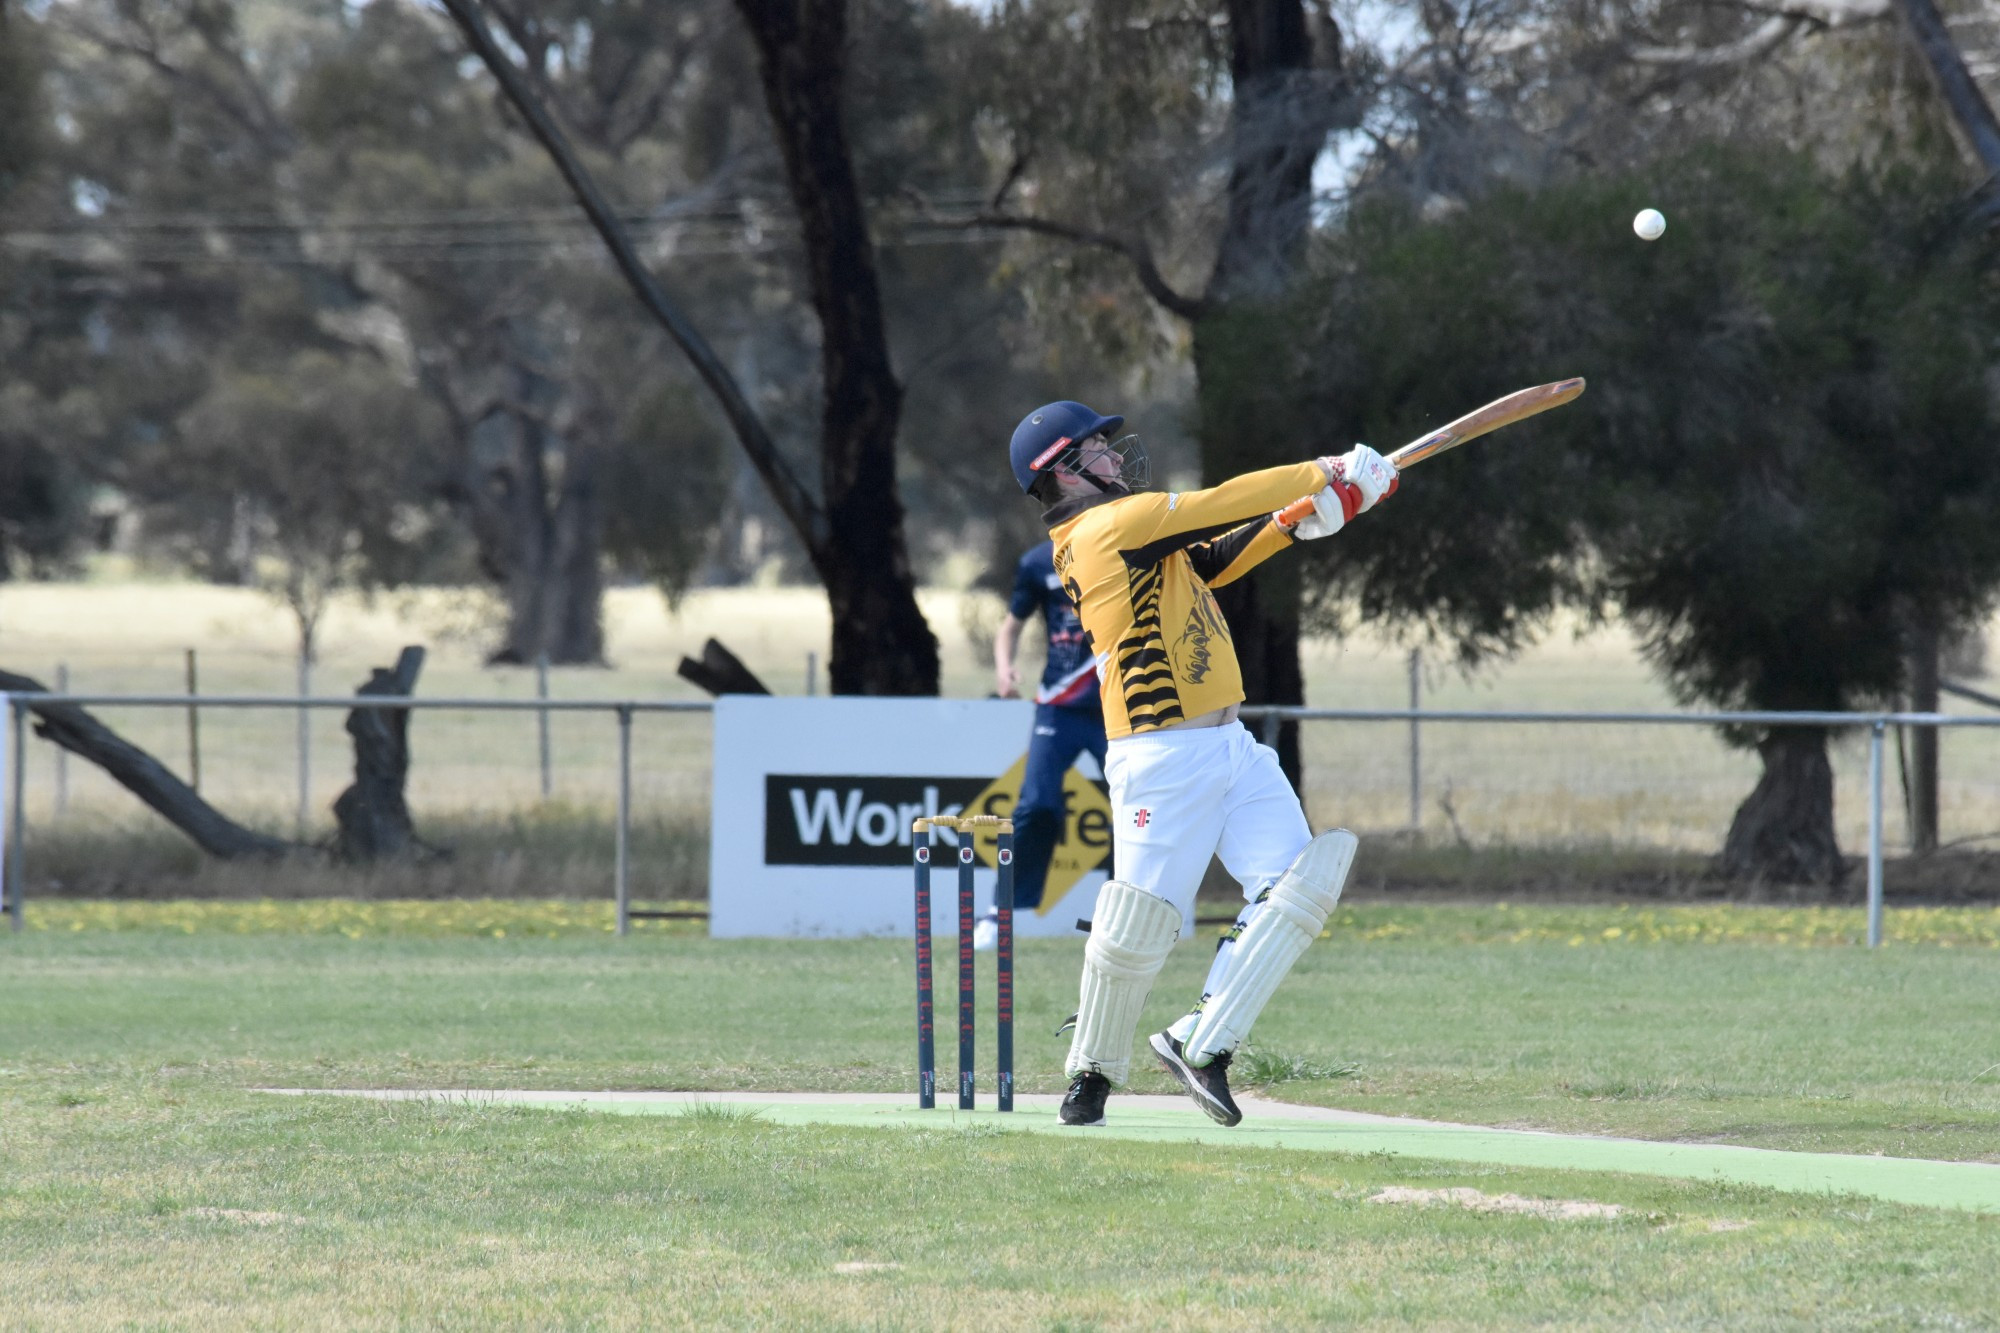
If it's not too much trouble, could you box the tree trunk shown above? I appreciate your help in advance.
[0,668,292,860]
[460,407,607,667]
[443,0,938,693]
[1209,0,1328,306]
[1895,0,2000,218]
[1193,300,1311,784]
[1204,518,1304,777]
[1196,0,1346,785]
[1909,613,1940,854]
[1718,728,1845,885]
[332,648,429,862]
[734,0,938,696]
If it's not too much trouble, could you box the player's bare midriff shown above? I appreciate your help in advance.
[1156,703,1239,731]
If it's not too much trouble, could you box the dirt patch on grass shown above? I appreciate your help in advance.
[1367,1186,1624,1221]
[185,1207,300,1226]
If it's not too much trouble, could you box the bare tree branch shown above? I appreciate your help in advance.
[918,194,1211,321]
[53,9,296,160]
[1629,14,1810,66]
[436,0,828,552]
[1896,0,2000,205]
[1625,0,1890,65]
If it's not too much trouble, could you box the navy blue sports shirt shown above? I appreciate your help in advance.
[1009,539,1101,709]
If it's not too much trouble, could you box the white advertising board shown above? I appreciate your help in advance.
[708,696,1126,938]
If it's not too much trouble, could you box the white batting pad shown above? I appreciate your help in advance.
[1064,879,1182,1086]
[1186,829,1356,1065]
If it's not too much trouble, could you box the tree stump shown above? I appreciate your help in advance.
[332,647,430,863]
[676,638,771,696]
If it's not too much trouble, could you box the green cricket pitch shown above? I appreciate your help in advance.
[270,1089,2000,1215]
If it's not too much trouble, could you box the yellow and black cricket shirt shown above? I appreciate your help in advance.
[1045,461,1326,738]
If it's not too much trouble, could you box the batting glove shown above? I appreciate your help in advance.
[1336,444,1399,513]
[1283,485,1348,541]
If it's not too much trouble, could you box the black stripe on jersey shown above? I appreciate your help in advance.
[1186,519,1278,583]
[1118,519,1244,571]
[1115,562,1182,728]
[1125,685,1184,709]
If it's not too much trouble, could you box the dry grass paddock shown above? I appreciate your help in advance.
[6,578,2000,899]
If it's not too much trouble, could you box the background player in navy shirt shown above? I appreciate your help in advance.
[981,539,1109,949]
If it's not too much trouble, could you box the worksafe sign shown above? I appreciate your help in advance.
[710,697,1123,938]
[764,776,989,866]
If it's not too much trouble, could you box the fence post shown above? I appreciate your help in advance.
[185,648,201,795]
[615,705,633,937]
[8,697,22,932]
[1,694,12,931]
[806,651,816,696]
[1260,707,1279,746]
[1408,649,1422,831]
[536,653,552,800]
[1868,718,1886,949]
[296,655,311,838]
[53,665,67,819]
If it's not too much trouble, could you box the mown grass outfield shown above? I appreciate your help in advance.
[5,902,1998,1327]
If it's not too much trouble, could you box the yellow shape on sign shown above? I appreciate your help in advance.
[958,753,1113,912]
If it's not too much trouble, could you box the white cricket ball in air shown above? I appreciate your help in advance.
[1633,208,1666,241]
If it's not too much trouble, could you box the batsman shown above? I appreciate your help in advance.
[1007,400,1394,1128]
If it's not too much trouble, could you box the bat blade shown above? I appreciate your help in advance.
[1387,377,1585,470]
[1278,377,1584,528]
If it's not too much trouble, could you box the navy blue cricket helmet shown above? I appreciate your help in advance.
[1008,401,1126,494]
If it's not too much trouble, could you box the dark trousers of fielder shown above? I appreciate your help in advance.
[1012,703,1108,910]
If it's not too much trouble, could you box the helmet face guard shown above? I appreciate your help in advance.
[1010,401,1130,493]
[1037,433,1150,495]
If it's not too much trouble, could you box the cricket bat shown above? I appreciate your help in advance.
[1277,377,1585,528]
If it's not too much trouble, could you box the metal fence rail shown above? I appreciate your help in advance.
[4,691,1994,945]
[0,693,712,937]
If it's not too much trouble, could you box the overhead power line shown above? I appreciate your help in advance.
[0,194,1009,267]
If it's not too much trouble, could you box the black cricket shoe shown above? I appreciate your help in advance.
[1059,1071,1110,1126]
[1150,1030,1242,1127]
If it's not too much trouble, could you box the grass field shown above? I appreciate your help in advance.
[5,903,1998,1326]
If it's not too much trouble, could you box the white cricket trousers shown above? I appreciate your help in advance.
[1104,721,1313,918]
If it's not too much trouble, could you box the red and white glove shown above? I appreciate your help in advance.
[1284,484,1348,540]
[1282,445,1402,539]
[1332,444,1399,513]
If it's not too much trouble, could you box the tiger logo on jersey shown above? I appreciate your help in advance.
[1172,590,1231,687]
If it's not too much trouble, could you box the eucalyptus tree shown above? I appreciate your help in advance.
[1286,145,2000,883]
[279,0,748,663]
[0,0,94,578]
[443,0,1070,693]
[957,0,1362,774]
[33,0,745,663]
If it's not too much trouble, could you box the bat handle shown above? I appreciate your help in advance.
[1279,446,1419,529]
[1276,495,1317,529]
